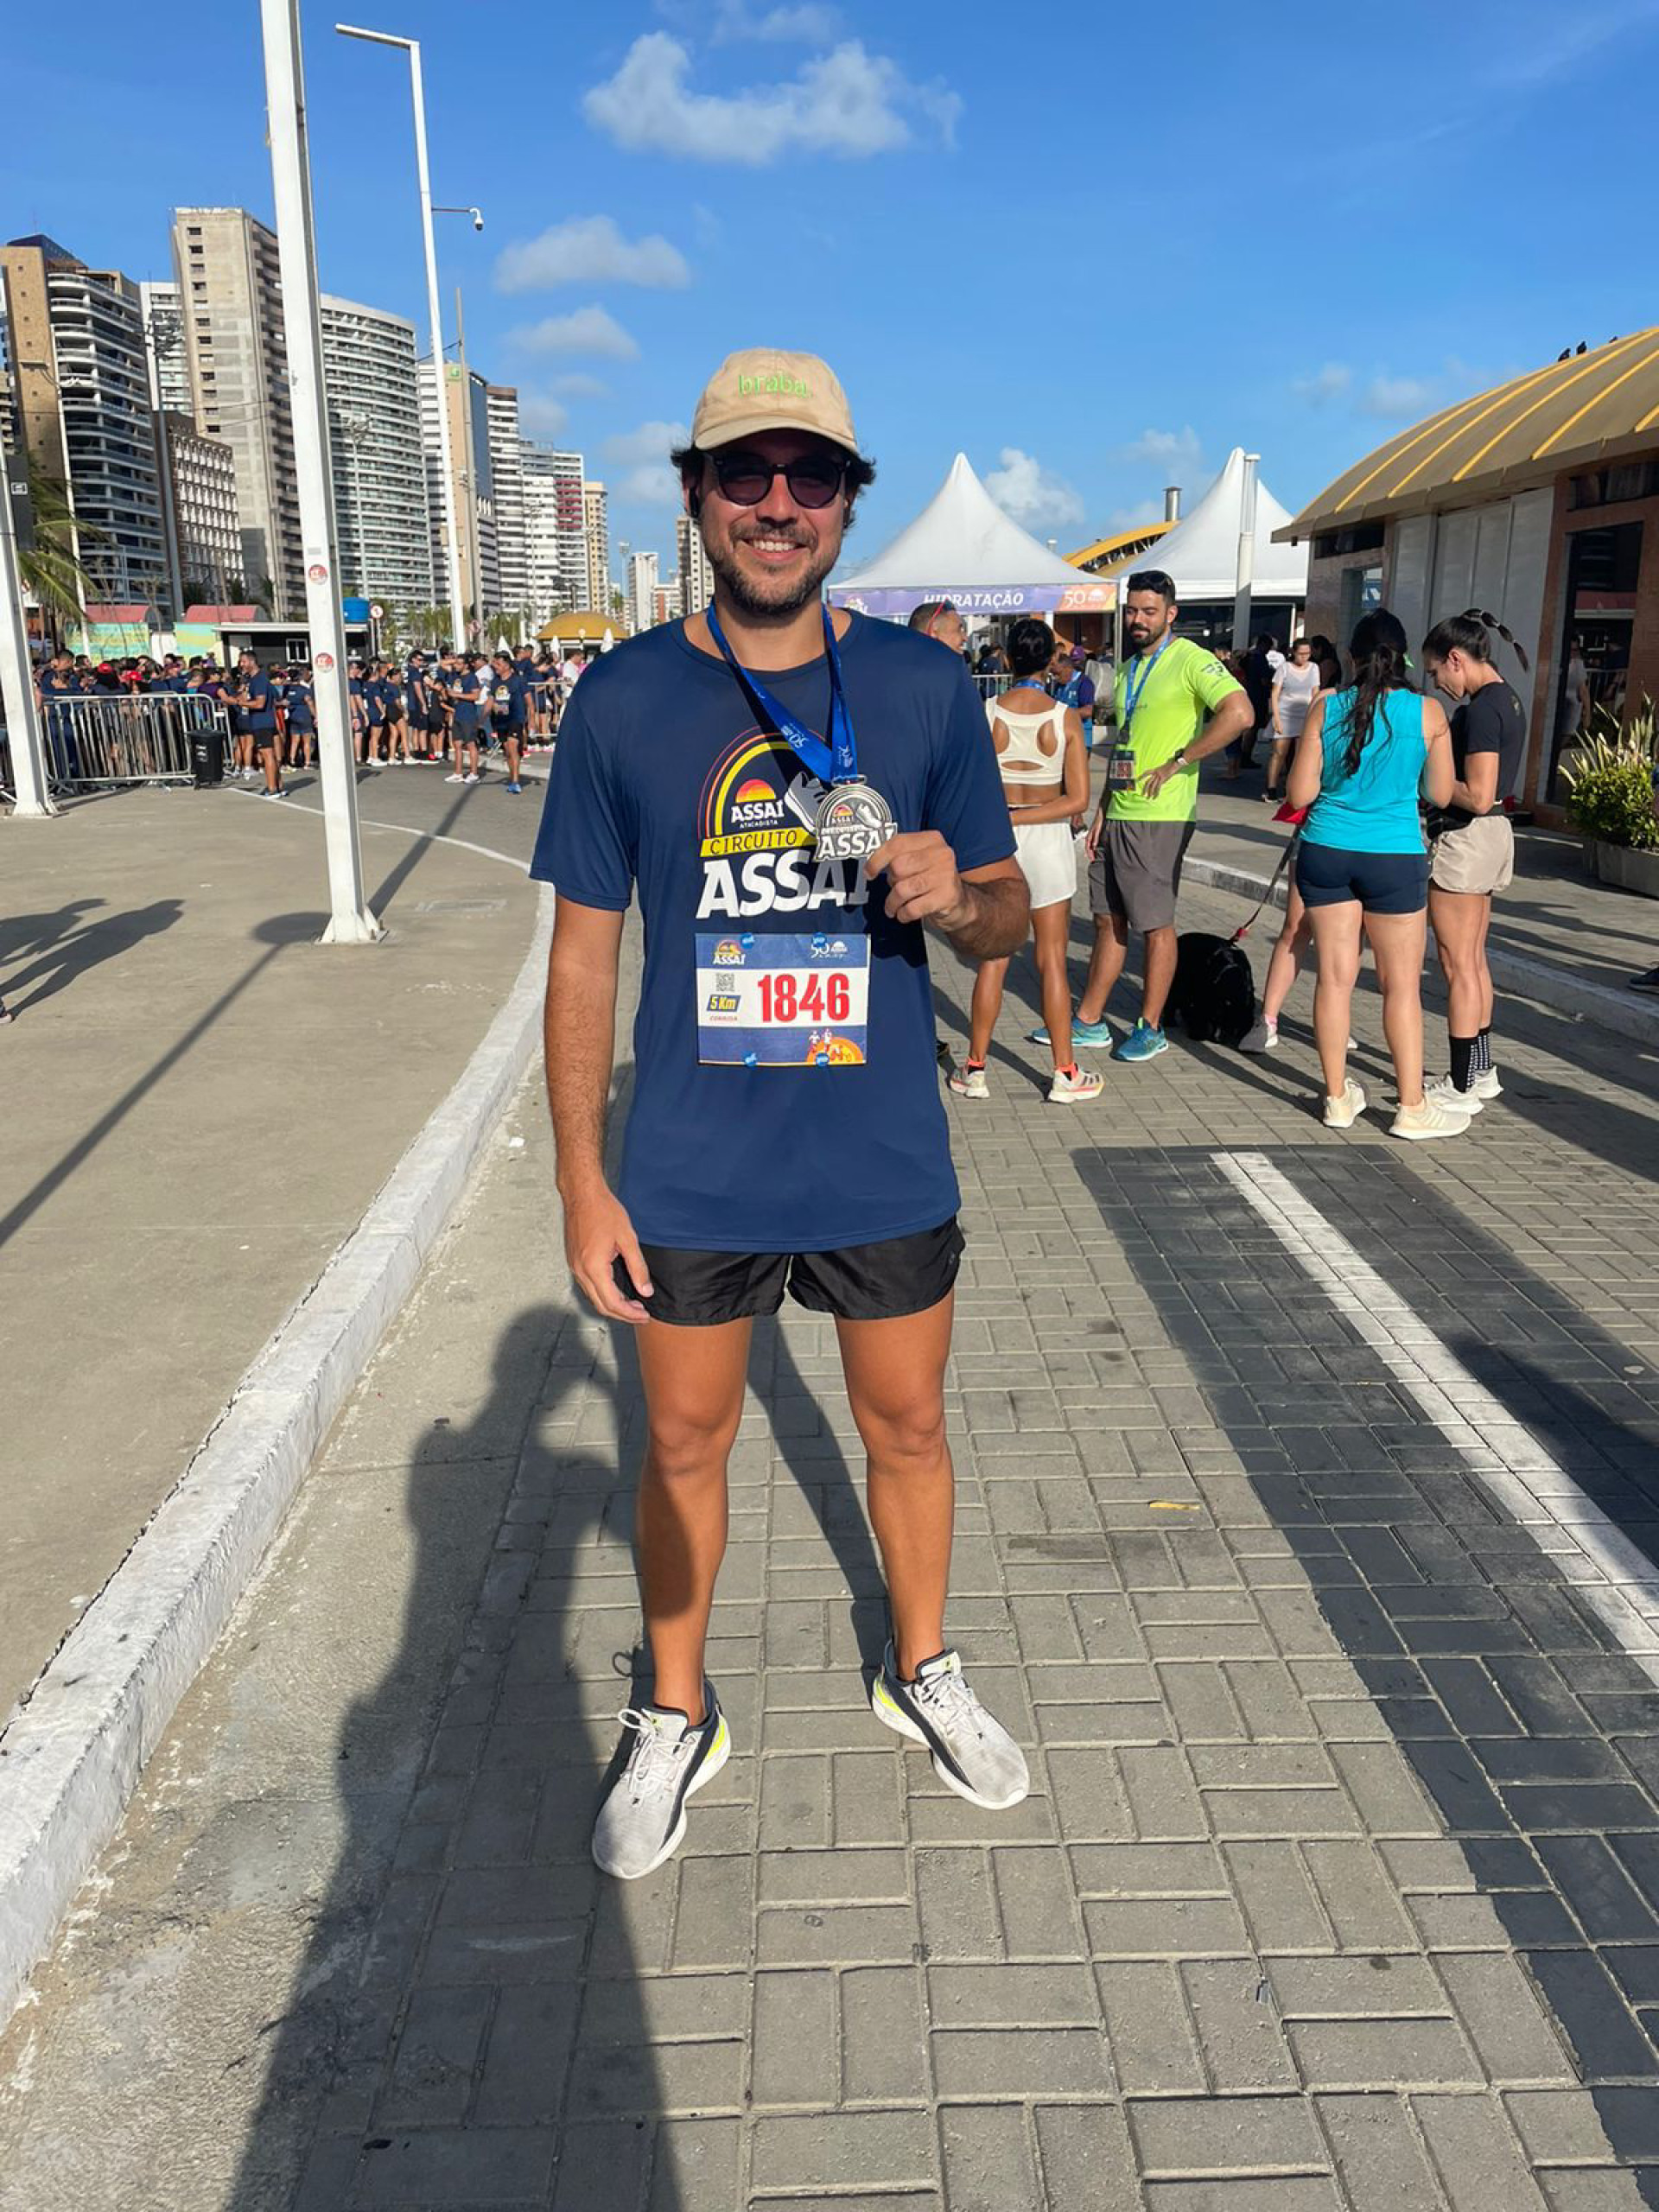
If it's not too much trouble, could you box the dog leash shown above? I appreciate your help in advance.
[1230,829,1302,944]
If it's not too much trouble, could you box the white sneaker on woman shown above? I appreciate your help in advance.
[1391,1095,1471,1141]
[1322,1079,1366,1129]
[1426,1075,1484,1115]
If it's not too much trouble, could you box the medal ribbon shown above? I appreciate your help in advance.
[1119,635,1172,738]
[705,604,858,786]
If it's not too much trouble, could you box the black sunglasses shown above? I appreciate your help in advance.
[711,450,847,510]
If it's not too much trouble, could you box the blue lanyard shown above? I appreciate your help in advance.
[1120,638,1172,736]
[705,605,857,785]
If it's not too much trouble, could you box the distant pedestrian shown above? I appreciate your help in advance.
[1309,632,1343,691]
[226,650,285,799]
[1263,637,1322,800]
[907,601,968,656]
[1420,608,1530,1113]
[283,665,316,769]
[1286,610,1465,1139]
[489,651,530,792]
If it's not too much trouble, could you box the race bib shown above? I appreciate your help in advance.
[696,931,870,1068]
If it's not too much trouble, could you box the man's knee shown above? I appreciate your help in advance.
[645,1405,741,1480]
[858,1398,948,1470]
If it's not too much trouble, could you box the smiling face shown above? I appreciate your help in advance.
[1123,588,1177,653]
[692,429,850,621]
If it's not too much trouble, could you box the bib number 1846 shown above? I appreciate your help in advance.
[758,970,851,1024]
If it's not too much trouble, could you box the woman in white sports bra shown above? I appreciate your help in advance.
[949,619,1103,1104]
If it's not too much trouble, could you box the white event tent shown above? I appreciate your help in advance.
[1135,447,1308,605]
[827,454,1111,623]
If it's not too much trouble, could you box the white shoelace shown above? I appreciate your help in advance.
[615,1707,691,1803]
[913,1668,987,1742]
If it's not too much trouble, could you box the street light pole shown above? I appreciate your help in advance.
[1232,451,1261,655]
[0,429,56,817]
[337,23,467,655]
[260,0,382,944]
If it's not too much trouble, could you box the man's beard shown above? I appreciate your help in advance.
[707,529,839,622]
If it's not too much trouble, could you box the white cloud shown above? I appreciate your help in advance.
[982,448,1084,533]
[551,372,611,400]
[507,306,639,360]
[518,391,569,435]
[619,463,683,508]
[1362,373,1437,416]
[713,0,844,39]
[1294,361,1352,405]
[1119,426,1204,472]
[604,420,691,466]
[493,215,690,295]
[1104,498,1167,532]
[583,32,959,165]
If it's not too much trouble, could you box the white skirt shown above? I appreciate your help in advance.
[1013,817,1078,911]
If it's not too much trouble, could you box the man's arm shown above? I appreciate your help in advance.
[867,836,1029,959]
[1139,686,1255,801]
[545,898,654,1325]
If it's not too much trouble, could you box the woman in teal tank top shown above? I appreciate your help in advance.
[1287,610,1465,1141]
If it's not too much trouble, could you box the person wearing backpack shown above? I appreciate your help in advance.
[1287,609,1469,1141]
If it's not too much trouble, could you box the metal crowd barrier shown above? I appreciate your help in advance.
[27,693,232,791]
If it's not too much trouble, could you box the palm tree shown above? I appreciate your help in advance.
[16,461,100,636]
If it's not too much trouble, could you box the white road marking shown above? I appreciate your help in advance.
[1216,1151,1659,1687]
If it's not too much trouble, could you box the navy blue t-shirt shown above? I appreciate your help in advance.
[530,613,1014,1252]
[241,670,276,735]
[491,672,530,728]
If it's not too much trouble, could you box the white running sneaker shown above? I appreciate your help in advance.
[1322,1079,1367,1129]
[1049,1064,1104,1103]
[1472,1067,1503,1101]
[1391,1095,1471,1141]
[592,1686,730,1880]
[462,771,480,784]
[1426,1075,1484,1115]
[1239,1018,1279,1052]
[870,1643,1028,1809]
[444,771,465,783]
[948,1063,989,1099]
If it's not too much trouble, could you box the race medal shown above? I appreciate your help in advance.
[814,779,896,862]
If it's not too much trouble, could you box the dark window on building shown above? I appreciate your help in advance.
[1312,521,1386,560]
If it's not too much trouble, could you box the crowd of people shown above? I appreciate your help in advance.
[32,639,588,801]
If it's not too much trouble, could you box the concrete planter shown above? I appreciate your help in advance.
[1591,840,1659,898]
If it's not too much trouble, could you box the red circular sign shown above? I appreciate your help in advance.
[308,561,328,583]
[315,651,335,672]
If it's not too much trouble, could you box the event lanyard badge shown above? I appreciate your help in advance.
[1111,637,1172,787]
[704,607,895,863]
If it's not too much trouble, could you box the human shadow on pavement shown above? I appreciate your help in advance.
[1,897,182,1013]
[230,1301,691,2212]
[0,898,105,966]
[1083,1143,1659,2196]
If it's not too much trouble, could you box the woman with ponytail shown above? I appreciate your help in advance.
[1286,609,1469,1141]
[1420,610,1529,1111]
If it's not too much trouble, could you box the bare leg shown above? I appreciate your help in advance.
[838,1294,956,1681]
[1365,907,1430,1109]
[1264,737,1290,795]
[1031,899,1074,1071]
[1142,924,1178,1028]
[1306,899,1362,1100]
[1077,910,1128,1024]
[967,957,1009,1064]
[1261,883,1313,1027]
[1428,886,1486,1041]
[634,1317,753,1721]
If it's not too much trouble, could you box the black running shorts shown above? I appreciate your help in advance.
[613,1217,964,1328]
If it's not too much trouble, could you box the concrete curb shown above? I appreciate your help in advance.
[0,886,556,2029]
[1185,854,1659,1046]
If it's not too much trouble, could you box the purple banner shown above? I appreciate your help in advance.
[827,580,1115,619]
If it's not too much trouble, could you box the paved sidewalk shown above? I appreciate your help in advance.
[2,857,1658,2210]
[0,772,542,1725]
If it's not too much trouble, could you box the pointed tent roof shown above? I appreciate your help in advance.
[1115,447,1307,602]
[828,454,1112,620]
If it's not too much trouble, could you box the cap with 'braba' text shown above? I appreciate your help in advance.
[690,348,861,457]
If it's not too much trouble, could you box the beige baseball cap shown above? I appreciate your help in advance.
[690,347,861,455]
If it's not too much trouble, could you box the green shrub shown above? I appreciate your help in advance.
[1562,701,1659,850]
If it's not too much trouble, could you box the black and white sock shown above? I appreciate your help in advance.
[1449,1035,1477,1093]
[1475,1027,1493,1076]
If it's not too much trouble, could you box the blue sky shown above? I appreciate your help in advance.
[9,0,1659,575]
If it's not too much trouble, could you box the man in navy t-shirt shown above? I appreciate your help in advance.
[226,650,285,798]
[532,346,1032,1881]
[489,651,530,792]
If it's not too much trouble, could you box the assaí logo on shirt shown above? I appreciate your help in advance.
[695,729,870,920]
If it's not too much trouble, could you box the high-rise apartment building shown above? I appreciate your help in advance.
[138,279,191,416]
[159,412,240,607]
[521,442,588,619]
[1,234,169,606]
[486,386,529,618]
[627,549,659,636]
[320,295,433,609]
[676,510,715,617]
[171,207,302,613]
[421,358,499,632]
[583,480,611,614]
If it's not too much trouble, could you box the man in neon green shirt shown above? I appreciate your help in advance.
[1069,570,1250,1062]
